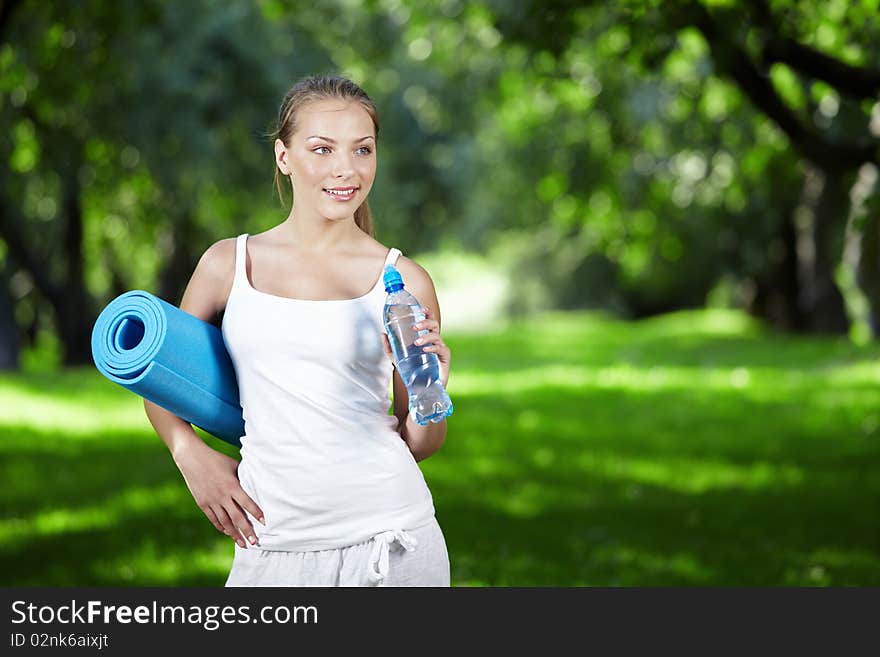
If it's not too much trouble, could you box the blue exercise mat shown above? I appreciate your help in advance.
[90,290,244,447]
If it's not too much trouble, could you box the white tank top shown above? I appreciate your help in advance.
[220,233,436,552]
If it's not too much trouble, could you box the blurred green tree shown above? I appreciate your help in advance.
[485,0,879,331]
[3,0,879,370]
[0,0,328,365]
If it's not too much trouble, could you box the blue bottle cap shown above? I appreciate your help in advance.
[383,265,405,293]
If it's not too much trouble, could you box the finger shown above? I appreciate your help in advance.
[413,319,439,332]
[213,504,246,548]
[204,506,225,534]
[424,340,450,357]
[226,500,259,546]
[211,504,237,541]
[415,334,443,347]
[232,488,265,526]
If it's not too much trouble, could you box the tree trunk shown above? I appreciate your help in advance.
[0,256,20,370]
[856,205,880,336]
[751,210,807,332]
[0,140,97,366]
[798,167,851,334]
[157,210,200,306]
[56,150,97,366]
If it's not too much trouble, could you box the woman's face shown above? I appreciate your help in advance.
[276,98,377,221]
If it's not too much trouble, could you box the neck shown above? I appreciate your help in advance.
[277,207,362,252]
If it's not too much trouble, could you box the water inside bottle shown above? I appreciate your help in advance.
[384,299,453,425]
[384,305,438,392]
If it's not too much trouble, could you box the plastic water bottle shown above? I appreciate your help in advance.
[382,264,453,426]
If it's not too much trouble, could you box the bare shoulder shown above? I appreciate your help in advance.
[200,238,237,279]
[179,237,237,325]
[395,254,432,287]
[395,254,442,326]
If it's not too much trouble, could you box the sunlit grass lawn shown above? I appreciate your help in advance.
[1,308,879,586]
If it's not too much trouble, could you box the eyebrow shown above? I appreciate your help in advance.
[306,135,375,144]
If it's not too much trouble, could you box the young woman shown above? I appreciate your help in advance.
[144,74,452,586]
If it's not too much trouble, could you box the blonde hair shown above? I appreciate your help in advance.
[270,74,379,237]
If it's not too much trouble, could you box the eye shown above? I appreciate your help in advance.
[313,146,331,154]
[357,146,373,155]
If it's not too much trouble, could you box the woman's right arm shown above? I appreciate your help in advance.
[143,238,263,549]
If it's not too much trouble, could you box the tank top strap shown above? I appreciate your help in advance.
[384,247,402,269]
[234,233,249,284]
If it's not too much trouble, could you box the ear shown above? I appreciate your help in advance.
[275,138,290,175]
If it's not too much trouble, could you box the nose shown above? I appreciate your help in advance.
[332,151,355,179]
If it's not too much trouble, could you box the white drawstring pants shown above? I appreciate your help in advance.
[224,516,450,587]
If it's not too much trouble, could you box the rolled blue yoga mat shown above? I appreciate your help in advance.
[90,290,244,448]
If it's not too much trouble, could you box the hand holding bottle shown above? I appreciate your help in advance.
[382,265,454,425]
[381,304,450,389]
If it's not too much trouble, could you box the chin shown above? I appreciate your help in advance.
[321,209,355,221]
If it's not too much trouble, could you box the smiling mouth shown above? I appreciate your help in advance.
[323,187,359,200]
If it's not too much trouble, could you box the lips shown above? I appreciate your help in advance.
[323,186,359,201]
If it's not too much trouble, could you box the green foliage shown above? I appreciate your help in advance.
[2,0,880,365]
[1,310,879,585]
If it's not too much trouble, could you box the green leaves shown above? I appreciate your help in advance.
[3,0,879,366]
